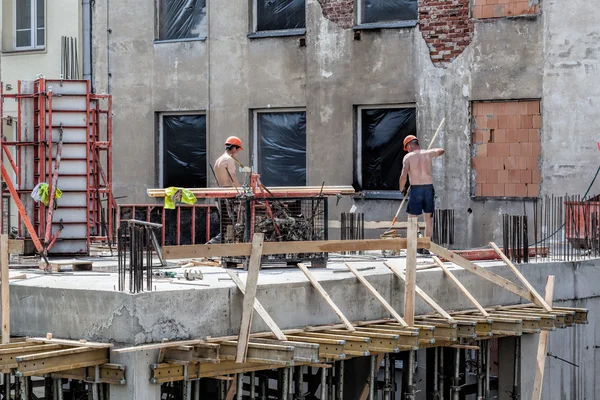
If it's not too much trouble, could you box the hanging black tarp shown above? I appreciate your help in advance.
[163,115,207,188]
[257,112,306,187]
[361,0,417,24]
[257,0,306,31]
[159,0,207,41]
[360,108,417,191]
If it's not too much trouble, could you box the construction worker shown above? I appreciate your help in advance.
[399,135,445,253]
[206,136,244,244]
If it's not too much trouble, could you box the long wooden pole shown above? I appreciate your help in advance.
[531,275,555,400]
[404,217,418,326]
[1,235,9,344]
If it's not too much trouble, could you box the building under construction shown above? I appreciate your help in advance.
[0,0,598,399]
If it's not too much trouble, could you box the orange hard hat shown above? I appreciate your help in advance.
[225,136,243,150]
[403,135,418,151]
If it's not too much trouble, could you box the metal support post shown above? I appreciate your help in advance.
[405,350,416,400]
[194,379,200,400]
[485,341,491,399]
[288,367,294,400]
[452,349,460,400]
[282,368,289,400]
[260,373,267,400]
[237,373,243,400]
[369,355,378,400]
[337,361,344,400]
[477,343,484,400]
[320,367,327,400]
[3,373,9,400]
[513,337,521,400]
[250,371,256,399]
[434,348,440,398]
[219,379,226,400]
[295,366,303,400]
[440,348,445,400]
[327,364,334,400]
[384,353,392,400]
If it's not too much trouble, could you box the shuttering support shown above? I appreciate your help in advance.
[136,304,589,384]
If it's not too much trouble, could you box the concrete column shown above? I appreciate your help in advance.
[519,333,539,400]
[110,350,161,400]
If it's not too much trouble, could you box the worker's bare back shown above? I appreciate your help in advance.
[402,149,444,185]
[214,153,239,188]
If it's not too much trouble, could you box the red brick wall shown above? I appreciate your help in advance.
[472,0,539,19]
[418,0,474,68]
[317,0,354,29]
[472,100,542,198]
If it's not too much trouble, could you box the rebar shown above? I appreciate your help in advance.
[434,209,455,246]
[117,220,160,293]
[341,212,364,255]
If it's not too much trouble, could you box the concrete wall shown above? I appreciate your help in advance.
[91,0,600,247]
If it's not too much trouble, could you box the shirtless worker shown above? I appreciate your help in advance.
[206,136,243,244]
[399,135,445,253]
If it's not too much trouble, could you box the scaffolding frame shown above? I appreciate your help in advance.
[0,78,113,256]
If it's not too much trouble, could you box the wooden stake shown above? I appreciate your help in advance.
[1,235,9,344]
[404,216,418,326]
[297,263,355,331]
[531,275,555,400]
[344,262,408,326]
[384,261,455,322]
[429,242,536,304]
[226,270,287,341]
[490,242,552,312]
[225,376,237,400]
[235,233,264,363]
[432,256,490,317]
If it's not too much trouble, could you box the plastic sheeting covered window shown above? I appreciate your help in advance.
[361,0,417,24]
[256,0,306,31]
[256,112,306,187]
[158,0,207,41]
[359,108,417,191]
[162,115,207,188]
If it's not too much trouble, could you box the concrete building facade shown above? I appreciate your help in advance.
[90,0,600,248]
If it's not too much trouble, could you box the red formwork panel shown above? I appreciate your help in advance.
[565,200,600,250]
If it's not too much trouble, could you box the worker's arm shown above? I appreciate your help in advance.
[225,158,241,187]
[428,148,445,157]
[399,155,409,195]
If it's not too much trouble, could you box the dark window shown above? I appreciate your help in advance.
[158,0,207,41]
[256,0,306,31]
[361,0,418,24]
[162,115,207,188]
[256,112,306,186]
[359,107,417,191]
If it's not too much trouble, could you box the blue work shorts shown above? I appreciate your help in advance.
[407,184,435,215]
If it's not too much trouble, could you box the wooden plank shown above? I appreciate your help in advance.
[489,242,552,312]
[8,239,24,255]
[292,332,370,357]
[235,233,264,363]
[432,256,490,317]
[404,217,418,326]
[329,221,427,230]
[51,363,126,385]
[383,261,455,322]
[163,238,431,259]
[532,276,555,400]
[226,271,287,341]
[112,340,205,353]
[344,262,408,326]
[220,341,294,366]
[297,263,355,331]
[429,242,536,304]
[1,235,8,344]
[17,348,108,376]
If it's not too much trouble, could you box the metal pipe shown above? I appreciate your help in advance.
[83,0,92,82]
[282,368,289,399]
[452,349,460,400]
[320,367,327,400]
[405,351,416,400]
[260,373,267,400]
[327,364,334,400]
[295,366,303,400]
[384,353,392,400]
[440,348,445,400]
[513,337,521,400]
[337,361,344,400]
[250,371,256,399]
[57,378,64,400]
[288,367,293,400]
[434,348,439,397]
[3,373,9,399]
[185,380,192,400]
[194,379,200,400]
[237,373,243,400]
[218,379,226,400]
[477,344,484,400]
[369,355,377,400]
[485,341,491,399]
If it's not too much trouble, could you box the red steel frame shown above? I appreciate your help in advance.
[0,79,114,255]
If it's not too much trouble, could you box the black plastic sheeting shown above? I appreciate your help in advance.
[257,0,306,31]
[163,115,207,188]
[360,108,417,191]
[257,112,306,187]
[361,0,417,24]
[159,0,207,41]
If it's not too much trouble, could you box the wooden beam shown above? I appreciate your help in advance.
[404,217,418,326]
[27,338,112,349]
[329,221,427,230]
[532,275,555,400]
[163,238,431,259]
[297,263,355,331]
[16,348,109,376]
[220,341,294,366]
[51,363,126,385]
[113,340,205,353]
[489,242,552,312]
[429,242,536,304]
[226,270,286,341]
[344,262,408,327]
[1,235,8,344]
[235,233,264,363]
[432,256,490,317]
[383,261,455,322]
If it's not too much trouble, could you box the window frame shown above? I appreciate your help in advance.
[13,0,45,51]
[251,107,307,186]
[355,103,417,198]
[354,0,418,29]
[157,111,208,188]
[154,0,208,43]
[250,0,307,38]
